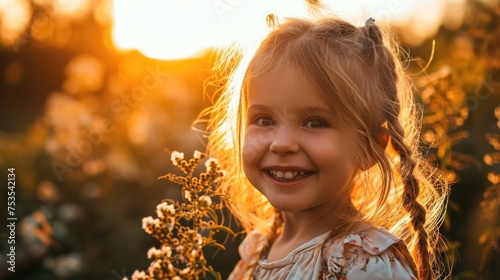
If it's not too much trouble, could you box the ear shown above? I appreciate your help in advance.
[359,131,390,171]
[380,131,389,150]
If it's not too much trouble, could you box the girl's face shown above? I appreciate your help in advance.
[242,67,357,214]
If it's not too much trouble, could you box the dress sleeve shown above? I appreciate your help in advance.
[322,228,417,280]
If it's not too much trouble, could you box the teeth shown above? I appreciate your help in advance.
[284,172,295,179]
[269,170,309,180]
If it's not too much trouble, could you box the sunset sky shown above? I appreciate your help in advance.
[0,0,474,59]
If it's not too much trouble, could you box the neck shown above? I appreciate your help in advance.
[278,199,361,244]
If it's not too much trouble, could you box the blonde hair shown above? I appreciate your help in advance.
[201,17,449,280]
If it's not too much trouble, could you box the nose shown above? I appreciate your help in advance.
[269,126,299,155]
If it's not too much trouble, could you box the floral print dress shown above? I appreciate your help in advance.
[228,225,417,280]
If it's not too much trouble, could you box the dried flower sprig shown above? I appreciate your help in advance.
[418,66,478,182]
[478,106,500,272]
[127,150,233,280]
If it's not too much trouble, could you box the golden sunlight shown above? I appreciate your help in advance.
[111,0,467,60]
[111,0,307,60]
[0,0,31,45]
[56,0,91,19]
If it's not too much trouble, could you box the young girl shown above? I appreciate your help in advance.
[204,16,449,280]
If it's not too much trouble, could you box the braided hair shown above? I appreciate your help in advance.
[362,18,432,279]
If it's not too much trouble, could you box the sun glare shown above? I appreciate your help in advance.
[0,0,31,45]
[111,0,466,60]
[111,0,307,60]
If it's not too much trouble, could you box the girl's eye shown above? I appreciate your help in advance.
[254,116,275,127]
[304,118,328,128]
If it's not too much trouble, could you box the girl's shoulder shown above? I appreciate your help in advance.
[321,226,418,280]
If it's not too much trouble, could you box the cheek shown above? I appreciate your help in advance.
[241,128,263,167]
[307,137,356,171]
[242,127,272,164]
[242,143,258,167]
[242,133,262,187]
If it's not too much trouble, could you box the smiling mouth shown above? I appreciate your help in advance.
[267,170,314,181]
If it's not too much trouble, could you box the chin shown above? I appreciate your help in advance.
[267,200,303,214]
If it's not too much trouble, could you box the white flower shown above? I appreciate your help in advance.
[156,202,175,218]
[175,245,184,252]
[167,217,175,231]
[142,216,154,229]
[199,195,212,207]
[196,233,203,246]
[156,203,166,218]
[184,190,192,202]
[131,270,147,278]
[182,267,191,274]
[204,158,218,172]
[191,249,197,257]
[147,247,160,259]
[149,261,161,274]
[172,277,180,280]
[165,203,175,215]
[170,151,184,166]
[161,245,172,258]
[193,150,203,159]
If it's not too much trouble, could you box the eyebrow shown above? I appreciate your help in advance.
[247,104,332,114]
